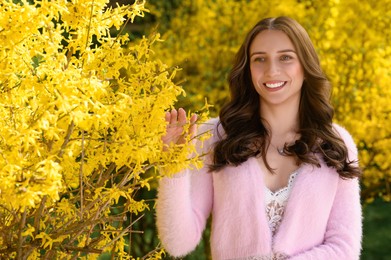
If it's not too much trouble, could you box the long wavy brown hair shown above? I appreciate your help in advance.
[210,16,361,179]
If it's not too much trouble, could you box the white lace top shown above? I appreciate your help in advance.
[264,169,300,236]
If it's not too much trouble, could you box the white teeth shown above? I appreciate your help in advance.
[265,82,285,88]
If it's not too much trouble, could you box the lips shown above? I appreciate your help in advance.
[264,81,287,89]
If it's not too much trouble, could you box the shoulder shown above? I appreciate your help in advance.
[332,123,355,147]
[332,123,358,159]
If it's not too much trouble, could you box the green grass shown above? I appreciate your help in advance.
[362,199,391,260]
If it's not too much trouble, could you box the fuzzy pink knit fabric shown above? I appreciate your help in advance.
[156,118,362,260]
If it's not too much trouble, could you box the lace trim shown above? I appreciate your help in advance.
[264,169,300,235]
[264,170,299,196]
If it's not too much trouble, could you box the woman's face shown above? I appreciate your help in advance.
[249,29,304,107]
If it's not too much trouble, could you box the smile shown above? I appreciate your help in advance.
[264,81,287,89]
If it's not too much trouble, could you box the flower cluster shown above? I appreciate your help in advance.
[0,0,208,258]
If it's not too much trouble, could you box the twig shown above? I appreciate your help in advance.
[141,246,163,260]
[126,195,142,255]
[16,210,27,260]
[0,204,16,218]
[61,245,103,254]
[110,239,117,260]
[118,166,134,187]
[69,251,80,260]
[97,163,116,186]
[85,0,94,50]
[100,214,144,251]
[33,196,47,237]
[80,0,95,72]
[111,12,131,48]
[56,121,75,162]
[79,130,85,220]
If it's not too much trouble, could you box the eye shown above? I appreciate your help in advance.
[280,55,293,61]
[253,57,265,62]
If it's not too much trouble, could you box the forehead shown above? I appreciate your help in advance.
[249,29,296,53]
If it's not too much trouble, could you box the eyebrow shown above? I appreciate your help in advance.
[250,49,297,57]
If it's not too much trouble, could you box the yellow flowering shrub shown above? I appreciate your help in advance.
[0,0,208,258]
[309,0,391,203]
[151,0,391,203]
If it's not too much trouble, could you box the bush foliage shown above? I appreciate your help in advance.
[0,0,208,258]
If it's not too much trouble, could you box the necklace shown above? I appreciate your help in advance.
[277,147,285,155]
[270,143,285,156]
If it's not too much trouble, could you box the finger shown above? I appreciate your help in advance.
[190,113,197,124]
[165,111,171,123]
[189,114,198,137]
[177,108,186,125]
[169,109,177,125]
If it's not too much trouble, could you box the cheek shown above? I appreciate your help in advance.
[250,66,263,88]
[251,76,264,96]
[292,65,304,80]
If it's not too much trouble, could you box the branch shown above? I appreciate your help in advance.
[85,0,95,50]
[141,246,164,260]
[16,210,27,260]
[61,245,103,254]
[56,121,75,162]
[97,162,116,186]
[79,130,85,220]
[100,214,144,251]
[33,196,47,237]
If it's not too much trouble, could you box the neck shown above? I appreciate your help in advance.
[260,100,300,145]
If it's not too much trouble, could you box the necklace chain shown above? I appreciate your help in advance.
[270,143,285,156]
[269,132,299,156]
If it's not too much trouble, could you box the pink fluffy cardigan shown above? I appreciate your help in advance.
[156,118,362,259]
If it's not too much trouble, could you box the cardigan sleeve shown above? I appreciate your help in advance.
[289,124,362,260]
[155,118,218,257]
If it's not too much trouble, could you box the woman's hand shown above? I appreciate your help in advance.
[162,108,198,149]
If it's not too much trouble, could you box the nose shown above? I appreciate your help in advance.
[265,60,280,77]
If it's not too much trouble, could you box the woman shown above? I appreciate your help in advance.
[157,16,362,259]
